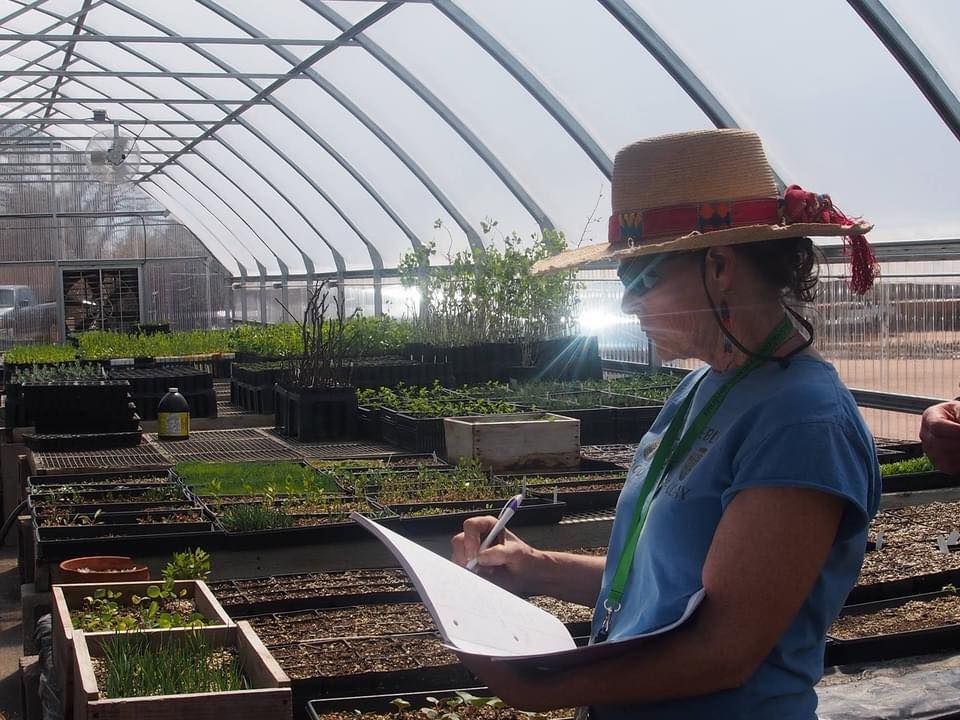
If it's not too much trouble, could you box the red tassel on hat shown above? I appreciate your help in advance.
[783,185,877,295]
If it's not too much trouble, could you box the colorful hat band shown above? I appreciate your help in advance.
[608,197,780,247]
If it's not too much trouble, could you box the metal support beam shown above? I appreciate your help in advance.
[2,96,269,105]
[599,0,787,190]
[0,33,358,45]
[850,388,947,414]
[5,70,315,79]
[138,3,399,183]
[306,0,555,234]
[41,0,93,126]
[0,118,233,125]
[434,0,613,180]
[848,0,960,145]
[0,209,168,219]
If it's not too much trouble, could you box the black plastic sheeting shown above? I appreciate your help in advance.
[818,662,960,719]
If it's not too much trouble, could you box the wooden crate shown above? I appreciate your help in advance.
[73,622,291,720]
[443,412,580,471]
[53,580,234,719]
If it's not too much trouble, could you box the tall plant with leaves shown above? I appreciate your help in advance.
[276,279,358,389]
[398,220,580,346]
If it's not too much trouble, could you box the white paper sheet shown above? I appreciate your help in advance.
[351,513,705,664]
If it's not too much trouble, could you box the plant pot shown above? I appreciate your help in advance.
[274,384,359,441]
[380,408,446,453]
[57,556,150,585]
[443,412,580,471]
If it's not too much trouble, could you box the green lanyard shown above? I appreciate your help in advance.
[594,315,795,643]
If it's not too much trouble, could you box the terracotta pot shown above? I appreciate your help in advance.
[57,556,150,585]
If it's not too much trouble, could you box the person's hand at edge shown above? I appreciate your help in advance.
[920,400,960,475]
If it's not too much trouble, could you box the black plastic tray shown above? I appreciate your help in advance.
[272,632,474,705]
[383,497,566,535]
[825,591,960,666]
[498,470,627,512]
[847,568,960,606]
[881,470,960,493]
[306,687,490,719]
[210,568,417,616]
[33,524,223,562]
[211,510,401,550]
[37,521,215,539]
[380,408,446,453]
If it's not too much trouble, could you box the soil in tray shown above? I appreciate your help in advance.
[829,594,960,640]
[315,700,572,720]
[858,501,960,585]
[528,481,624,493]
[71,593,208,633]
[210,569,413,605]
[248,603,434,644]
[270,634,458,680]
[246,598,592,646]
[36,510,206,527]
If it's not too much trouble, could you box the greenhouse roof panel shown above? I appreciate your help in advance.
[0,0,958,279]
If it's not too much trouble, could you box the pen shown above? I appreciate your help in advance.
[465,493,524,572]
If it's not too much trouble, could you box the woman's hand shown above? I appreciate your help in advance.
[920,400,960,474]
[451,515,543,596]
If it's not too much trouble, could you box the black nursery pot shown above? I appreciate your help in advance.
[274,383,359,441]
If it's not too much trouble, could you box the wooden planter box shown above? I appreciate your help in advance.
[73,622,291,720]
[53,580,234,719]
[443,412,580,471]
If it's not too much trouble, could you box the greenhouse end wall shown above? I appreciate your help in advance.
[0,218,232,344]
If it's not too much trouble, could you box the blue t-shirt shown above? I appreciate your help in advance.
[590,355,881,720]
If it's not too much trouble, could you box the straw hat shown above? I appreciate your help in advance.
[532,129,874,280]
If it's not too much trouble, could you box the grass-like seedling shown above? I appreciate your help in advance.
[175,461,339,496]
[880,455,935,476]
[98,631,247,699]
[219,503,295,532]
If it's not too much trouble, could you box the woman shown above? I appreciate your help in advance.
[451,130,881,719]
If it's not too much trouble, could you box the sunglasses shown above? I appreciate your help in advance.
[617,254,667,296]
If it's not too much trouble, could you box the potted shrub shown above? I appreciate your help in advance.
[274,280,359,441]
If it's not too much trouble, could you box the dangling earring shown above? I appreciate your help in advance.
[720,299,733,353]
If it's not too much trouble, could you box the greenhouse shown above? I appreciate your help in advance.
[0,1,959,718]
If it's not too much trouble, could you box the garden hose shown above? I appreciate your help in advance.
[0,499,28,543]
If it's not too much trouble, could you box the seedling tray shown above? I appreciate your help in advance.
[27,469,171,490]
[38,520,215,540]
[881,471,960,493]
[847,568,960,605]
[383,496,566,534]
[239,603,435,645]
[526,479,625,511]
[210,506,400,550]
[268,632,473,699]
[33,520,222,562]
[499,470,627,512]
[380,408,446,453]
[306,687,489,719]
[210,568,417,616]
[356,405,381,440]
[825,591,960,667]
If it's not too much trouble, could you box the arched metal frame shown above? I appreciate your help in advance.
[0,0,956,305]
